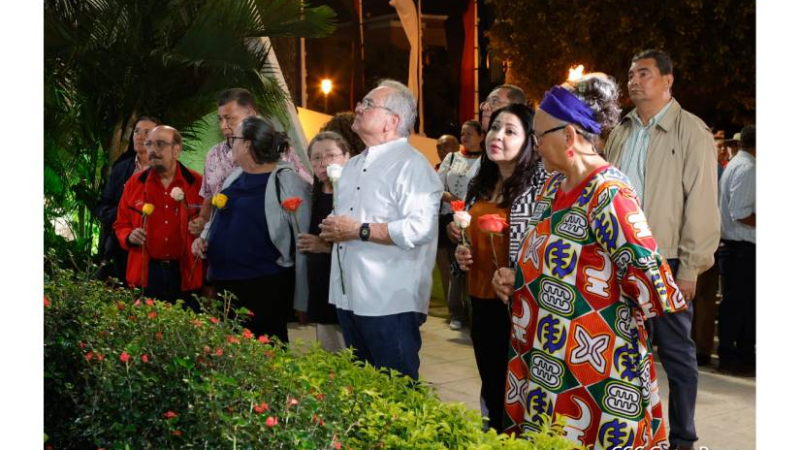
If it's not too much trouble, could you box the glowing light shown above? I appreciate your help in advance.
[568,65,585,82]
[321,79,333,95]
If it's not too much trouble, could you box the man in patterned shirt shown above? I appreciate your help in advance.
[188,88,257,236]
[717,124,756,376]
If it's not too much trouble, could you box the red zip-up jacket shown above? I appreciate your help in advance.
[113,163,204,291]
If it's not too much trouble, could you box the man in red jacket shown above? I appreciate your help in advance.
[114,125,204,307]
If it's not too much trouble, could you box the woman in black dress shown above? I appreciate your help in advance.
[297,131,353,351]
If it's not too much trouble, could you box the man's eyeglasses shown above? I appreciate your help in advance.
[356,98,395,114]
[310,152,344,165]
[479,96,508,112]
[143,140,175,151]
[226,135,246,148]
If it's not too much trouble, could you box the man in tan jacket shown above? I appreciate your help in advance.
[604,49,720,450]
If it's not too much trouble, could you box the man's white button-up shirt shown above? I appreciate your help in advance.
[329,137,443,316]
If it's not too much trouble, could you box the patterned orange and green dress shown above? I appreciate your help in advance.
[504,165,687,449]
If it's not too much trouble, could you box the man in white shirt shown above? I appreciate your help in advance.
[319,79,443,380]
[717,124,756,376]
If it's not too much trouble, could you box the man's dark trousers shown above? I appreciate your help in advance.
[717,240,756,367]
[336,309,426,380]
[647,259,699,447]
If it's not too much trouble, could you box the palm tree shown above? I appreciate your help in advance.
[44,0,336,263]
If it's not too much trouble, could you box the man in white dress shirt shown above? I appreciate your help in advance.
[319,79,443,380]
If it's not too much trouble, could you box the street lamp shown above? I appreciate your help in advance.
[321,79,333,113]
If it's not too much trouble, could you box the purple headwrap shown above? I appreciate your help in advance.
[539,86,601,135]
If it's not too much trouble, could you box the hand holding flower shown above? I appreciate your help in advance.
[127,228,146,246]
[297,233,332,254]
[191,237,208,259]
[492,267,515,304]
[455,244,474,271]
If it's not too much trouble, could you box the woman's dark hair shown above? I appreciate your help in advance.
[322,111,366,155]
[308,131,352,207]
[240,116,290,164]
[466,103,538,208]
[462,120,483,136]
[115,115,162,166]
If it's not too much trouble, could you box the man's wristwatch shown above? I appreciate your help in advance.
[359,223,370,242]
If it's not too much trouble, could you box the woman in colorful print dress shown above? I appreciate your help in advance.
[492,74,687,449]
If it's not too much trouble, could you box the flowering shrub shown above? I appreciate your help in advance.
[44,265,577,450]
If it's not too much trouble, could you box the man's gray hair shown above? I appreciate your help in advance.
[378,79,417,137]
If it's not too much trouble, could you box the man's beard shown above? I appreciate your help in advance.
[151,158,166,173]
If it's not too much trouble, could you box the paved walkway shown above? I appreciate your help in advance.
[290,318,755,450]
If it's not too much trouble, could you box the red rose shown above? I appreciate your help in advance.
[96,353,105,361]
[265,416,278,427]
[119,351,130,363]
[147,311,157,319]
[44,296,51,308]
[209,317,219,324]
[215,347,224,357]
[145,298,154,306]
[254,402,269,414]
[258,335,270,344]
[280,197,303,212]
[164,411,178,419]
[477,214,509,234]
[84,352,94,362]
[243,329,254,339]
[333,442,342,449]
[450,200,466,212]
[140,354,150,363]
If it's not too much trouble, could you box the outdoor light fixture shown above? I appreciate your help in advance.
[321,79,333,95]
[568,64,585,82]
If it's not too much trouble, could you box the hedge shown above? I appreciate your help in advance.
[44,265,578,449]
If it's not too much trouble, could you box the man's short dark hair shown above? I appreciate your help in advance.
[218,88,256,109]
[496,84,527,105]
[740,124,755,150]
[632,49,673,75]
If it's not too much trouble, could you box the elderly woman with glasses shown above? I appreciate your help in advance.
[192,116,311,343]
[296,131,353,352]
[491,74,686,449]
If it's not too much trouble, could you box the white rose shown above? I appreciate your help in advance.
[326,164,343,182]
[170,187,185,202]
[453,211,472,229]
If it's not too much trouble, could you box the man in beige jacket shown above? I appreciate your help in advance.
[604,49,720,450]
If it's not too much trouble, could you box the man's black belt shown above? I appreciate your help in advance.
[149,259,180,268]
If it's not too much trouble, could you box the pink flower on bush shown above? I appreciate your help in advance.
[119,351,130,363]
[243,329,254,340]
[209,317,219,324]
[288,397,299,406]
[265,416,278,427]
[44,296,51,308]
[226,335,240,344]
[145,298,154,306]
[140,354,150,363]
[164,411,178,419]
[258,335,270,344]
[84,352,94,361]
[333,442,342,450]
[215,347,224,357]
[133,299,142,307]
[147,311,157,320]
[96,353,105,361]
